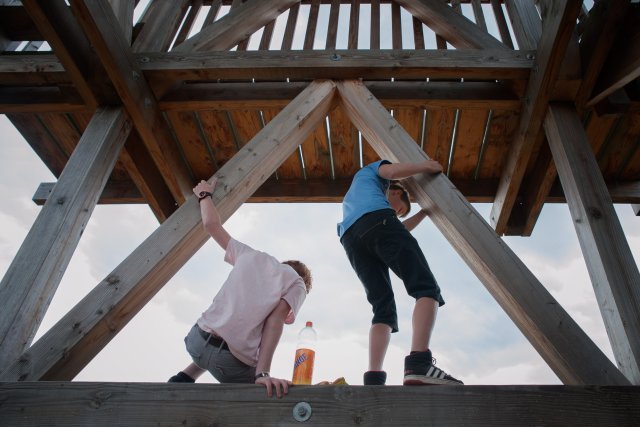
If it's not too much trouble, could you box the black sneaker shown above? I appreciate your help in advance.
[403,351,463,385]
[168,371,195,383]
[363,370,387,385]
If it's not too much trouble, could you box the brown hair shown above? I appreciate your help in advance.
[282,260,313,293]
[389,180,411,217]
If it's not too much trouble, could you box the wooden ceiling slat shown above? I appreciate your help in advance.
[165,110,214,181]
[423,108,455,169]
[197,110,239,169]
[299,122,332,179]
[474,109,517,180]
[450,109,489,179]
[328,104,359,178]
[262,108,303,179]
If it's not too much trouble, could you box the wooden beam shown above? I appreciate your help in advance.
[336,80,628,385]
[489,0,582,235]
[633,204,640,216]
[70,0,193,203]
[575,0,629,110]
[158,80,521,111]
[171,0,299,52]
[545,102,640,384]
[21,0,119,108]
[0,80,336,381]
[395,0,507,50]
[0,86,86,113]
[1,383,639,426]
[131,0,190,52]
[0,108,130,371]
[588,16,640,107]
[138,49,533,81]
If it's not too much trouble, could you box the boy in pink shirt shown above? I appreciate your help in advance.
[168,178,312,398]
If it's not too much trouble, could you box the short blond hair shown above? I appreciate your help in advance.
[282,260,313,293]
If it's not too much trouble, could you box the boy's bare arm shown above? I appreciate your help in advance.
[378,160,442,180]
[193,178,231,250]
[402,209,429,232]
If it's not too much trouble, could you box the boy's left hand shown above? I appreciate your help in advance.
[255,376,292,398]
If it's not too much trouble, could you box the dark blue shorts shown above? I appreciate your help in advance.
[340,209,444,333]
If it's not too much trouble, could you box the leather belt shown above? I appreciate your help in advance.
[197,325,229,350]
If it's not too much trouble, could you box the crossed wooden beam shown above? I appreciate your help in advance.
[0,79,637,386]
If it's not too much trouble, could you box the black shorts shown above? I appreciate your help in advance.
[341,209,444,333]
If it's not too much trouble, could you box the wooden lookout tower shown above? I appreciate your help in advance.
[1,0,640,425]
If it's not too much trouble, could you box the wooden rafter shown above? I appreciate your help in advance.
[171,0,300,52]
[395,0,507,50]
[545,102,640,384]
[70,0,193,203]
[0,80,336,381]
[336,79,628,385]
[0,108,130,370]
[489,0,582,235]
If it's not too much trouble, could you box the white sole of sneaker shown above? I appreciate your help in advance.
[403,375,463,386]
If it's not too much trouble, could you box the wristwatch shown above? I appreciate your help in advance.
[197,191,213,201]
[254,371,270,379]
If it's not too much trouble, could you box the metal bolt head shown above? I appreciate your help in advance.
[292,402,312,422]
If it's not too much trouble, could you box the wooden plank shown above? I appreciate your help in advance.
[471,0,487,32]
[574,0,629,110]
[299,121,332,179]
[21,0,119,108]
[393,107,423,144]
[71,0,193,202]
[489,0,582,235]
[328,104,359,178]
[131,0,190,51]
[0,80,336,382]
[475,109,518,180]
[545,103,640,384]
[370,0,380,49]
[589,17,640,107]
[281,2,299,50]
[228,109,263,148]
[1,383,639,426]
[423,108,455,168]
[412,16,425,50]
[33,178,640,207]
[172,0,299,52]
[165,110,212,181]
[259,18,276,50]
[172,0,203,47]
[395,0,507,50]
[197,110,239,167]
[159,80,521,112]
[6,113,67,177]
[348,0,360,49]
[504,0,540,50]
[71,111,177,222]
[262,108,302,179]
[490,0,514,48]
[231,0,250,51]
[450,109,489,179]
[0,108,130,370]
[326,0,340,49]
[106,0,135,44]
[304,0,321,50]
[337,80,629,385]
[0,86,86,113]
[138,49,533,81]
[391,1,402,49]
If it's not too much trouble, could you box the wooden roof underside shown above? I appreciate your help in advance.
[1,0,639,236]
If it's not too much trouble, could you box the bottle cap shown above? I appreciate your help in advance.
[306,321,313,327]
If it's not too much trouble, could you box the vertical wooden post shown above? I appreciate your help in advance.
[0,108,131,371]
[336,80,628,385]
[545,102,640,384]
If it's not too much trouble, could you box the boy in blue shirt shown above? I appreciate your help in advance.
[338,159,463,386]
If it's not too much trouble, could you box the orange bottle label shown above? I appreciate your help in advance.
[292,347,315,385]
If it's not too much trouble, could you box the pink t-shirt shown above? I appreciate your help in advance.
[196,238,307,366]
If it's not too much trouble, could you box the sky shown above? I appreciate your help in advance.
[4,0,633,387]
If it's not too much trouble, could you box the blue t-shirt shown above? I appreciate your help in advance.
[337,160,391,237]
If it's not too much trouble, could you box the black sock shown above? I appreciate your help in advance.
[363,370,387,385]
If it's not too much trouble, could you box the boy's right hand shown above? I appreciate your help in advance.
[423,159,443,174]
[255,376,292,398]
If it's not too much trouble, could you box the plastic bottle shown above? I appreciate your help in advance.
[292,321,317,385]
